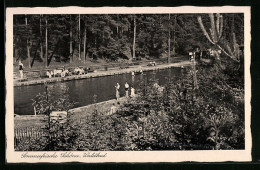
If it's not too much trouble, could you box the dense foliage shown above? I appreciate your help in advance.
[13,14,244,67]
[32,83,76,114]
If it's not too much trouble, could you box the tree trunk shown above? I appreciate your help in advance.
[192,57,198,89]
[232,14,235,34]
[173,15,177,57]
[45,16,48,68]
[117,14,119,37]
[13,44,16,61]
[214,129,219,150]
[168,14,171,63]
[25,15,31,68]
[83,26,86,63]
[78,14,81,60]
[133,16,136,60]
[70,15,73,63]
[40,14,44,60]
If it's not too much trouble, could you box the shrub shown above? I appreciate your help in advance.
[114,62,244,150]
[15,84,80,151]
[15,114,81,151]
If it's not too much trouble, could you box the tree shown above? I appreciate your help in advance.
[197,13,241,63]
[40,14,44,61]
[78,14,81,60]
[45,15,48,68]
[83,16,87,63]
[168,14,171,62]
[70,15,73,63]
[172,14,177,56]
[25,15,31,68]
[133,15,136,60]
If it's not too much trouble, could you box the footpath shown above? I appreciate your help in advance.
[14,60,191,87]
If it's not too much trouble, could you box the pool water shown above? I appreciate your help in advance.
[14,67,183,115]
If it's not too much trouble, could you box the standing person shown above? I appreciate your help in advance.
[188,51,193,61]
[46,71,52,78]
[109,103,117,115]
[125,82,129,97]
[130,87,135,97]
[115,83,120,100]
[18,61,24,79]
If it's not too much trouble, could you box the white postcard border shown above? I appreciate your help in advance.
[5,6,251,163]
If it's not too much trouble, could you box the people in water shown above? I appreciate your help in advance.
[132,69,143,76]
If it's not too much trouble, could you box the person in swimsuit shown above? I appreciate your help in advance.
[125,82,129,97]
[115,83,120,100]
[130,87,135,97]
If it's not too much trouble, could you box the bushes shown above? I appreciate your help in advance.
[113,62,244,150]
[15,84,80,151]
[32,83,76,115]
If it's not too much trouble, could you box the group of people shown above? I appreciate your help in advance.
[46,68,69,78]
[131,69,143,76]
[46,67,85,78]
[109,82,135,115]
[188,48,222,61]
[73,67,85,75]
[115,82,135,100]
[17,61,85,79]
[147,61,156,66]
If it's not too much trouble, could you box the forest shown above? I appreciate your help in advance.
[13,13,244,68]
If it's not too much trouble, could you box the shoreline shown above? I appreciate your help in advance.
[14,60,191,87]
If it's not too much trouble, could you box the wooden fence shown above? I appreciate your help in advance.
[14,127,45,147]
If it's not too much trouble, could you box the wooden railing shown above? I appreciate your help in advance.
[14,127,45,148]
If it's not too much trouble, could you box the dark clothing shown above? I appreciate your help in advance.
[19,65,23,70]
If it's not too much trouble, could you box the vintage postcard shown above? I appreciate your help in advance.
[5,6,251,163]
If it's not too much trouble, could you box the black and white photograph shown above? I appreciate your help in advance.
[5,7,251,163]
